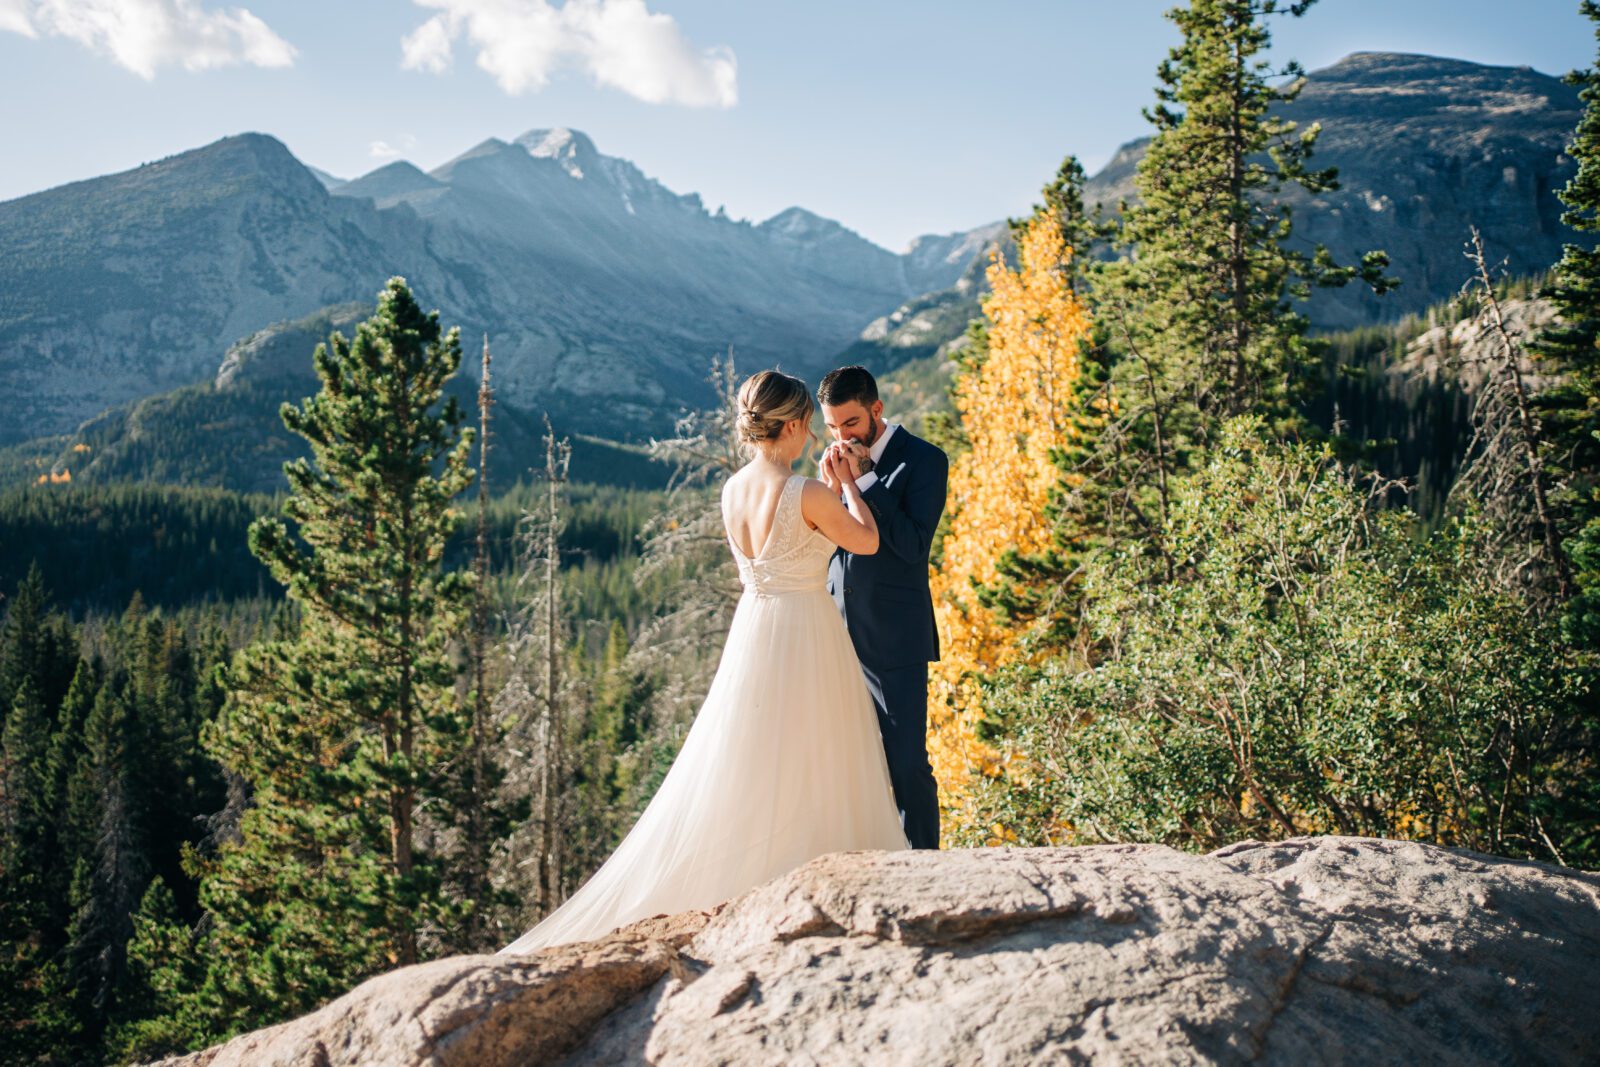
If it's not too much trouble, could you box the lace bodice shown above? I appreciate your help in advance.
[728,474,834,597]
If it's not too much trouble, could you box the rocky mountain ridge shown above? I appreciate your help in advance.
[0,128,983,447]
[844,51,1588,372]
[3,51,1590,456]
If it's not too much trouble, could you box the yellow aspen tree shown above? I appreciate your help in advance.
[927,208,1093,843]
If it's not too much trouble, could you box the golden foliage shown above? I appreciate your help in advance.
[927,209,1093,843]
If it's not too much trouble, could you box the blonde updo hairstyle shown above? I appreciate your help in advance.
[736,370,814,455]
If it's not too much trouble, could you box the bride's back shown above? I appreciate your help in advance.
[722,467,797,560]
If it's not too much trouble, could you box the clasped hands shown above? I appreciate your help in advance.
[819,440,869,494]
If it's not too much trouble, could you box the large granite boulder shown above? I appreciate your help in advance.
[155,836,1600,1066]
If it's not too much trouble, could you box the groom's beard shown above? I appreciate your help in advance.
[857,418,880,449]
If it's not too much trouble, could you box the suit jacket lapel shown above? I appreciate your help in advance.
[877,426,912,483]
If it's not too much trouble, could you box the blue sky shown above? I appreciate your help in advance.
[1,0,1595,251]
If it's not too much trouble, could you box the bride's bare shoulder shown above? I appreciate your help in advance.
[722,464,755,496]
[798,476,831,500]
[798,477,840,525]
[723,466,787,512]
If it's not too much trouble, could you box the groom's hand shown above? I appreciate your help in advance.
[839,441,866,479]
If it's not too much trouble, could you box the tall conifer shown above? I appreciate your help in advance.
[193,278,477,1028]
[1090,0,1392,564]
[1537,0,1600,643]
[64,682,146,1041]
[0,564,48,711]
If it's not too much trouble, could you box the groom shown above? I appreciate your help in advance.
[818,366,948,850]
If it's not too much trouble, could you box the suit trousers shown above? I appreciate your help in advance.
[859,661,940,850]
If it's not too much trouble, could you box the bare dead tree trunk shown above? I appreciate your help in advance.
[1462,227,1573,601]
[536,420,572,916]
[1226,30,1252,416]
[465,335,493,946]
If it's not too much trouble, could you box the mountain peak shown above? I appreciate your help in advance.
[0,130,325,212]
[193,132,322,189]
[334,160,443,206]
[515,127,601,179]
[760,206,850,238]
[1303,51,1568,100]
[1318,51,1536,75]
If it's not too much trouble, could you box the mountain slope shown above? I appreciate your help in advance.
[0,134,441,446]
[0,129,973,448]
[37,303,675,493]
[5,53,1588,455]
[844,51,1590,379]
[1083,52,1585,328]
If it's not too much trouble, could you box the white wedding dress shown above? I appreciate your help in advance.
[500,473,909,954]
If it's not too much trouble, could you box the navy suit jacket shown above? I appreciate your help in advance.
[827,427,949,671]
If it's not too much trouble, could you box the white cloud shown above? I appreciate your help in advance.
[400,10,452,74]
[369,134,418,160]
[0,0,38,37]
[401,0,737,108]
[1,0,295,79]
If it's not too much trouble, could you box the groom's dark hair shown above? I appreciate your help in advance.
[817,365,879,408]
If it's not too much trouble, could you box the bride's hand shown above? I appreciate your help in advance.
[825,447,851,492]
[820,447,843,493]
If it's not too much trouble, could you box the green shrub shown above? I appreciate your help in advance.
[974,418,1599,867]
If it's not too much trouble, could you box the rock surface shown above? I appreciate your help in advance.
[154,836,1600,1066]
[1396,295,1561,394]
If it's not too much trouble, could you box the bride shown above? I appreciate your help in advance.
[500,370,909,954]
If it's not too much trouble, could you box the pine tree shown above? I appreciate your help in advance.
[0,565,78,724]
[565,619,655,872]
[106,877,209,1063]
[1514,0,1600,865]
[63,682,147,1044]
[0,676,66,1064]
[0,886,77,1065]
[592,620,649,761]
[1090,0,1392,567]
[192,277,478,1030]
[54,659,107,929]
[1008,155,1111,294]
[0,563,48,711]
[1,678,53,871]
[1536,0,1600,644]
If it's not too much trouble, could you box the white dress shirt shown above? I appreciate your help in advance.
[853,422,900,493]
